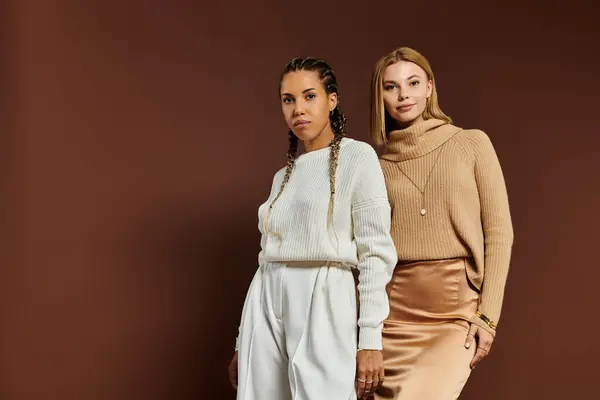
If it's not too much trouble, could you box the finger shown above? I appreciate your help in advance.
[480,335,493,350]
[371,373,380,393]
[476,331,493,354]
[366,366,380,399]
[229,367,237,389]
[482,332,494,347]
[470,346,488,369]
[363,374,374,399]
[368,375,381,399]
[229,357,238,389]
[377,373,385,389]
[357,369,371,400]
[356,376,366,397]
[376,364,385,389]
[465,324,477,348]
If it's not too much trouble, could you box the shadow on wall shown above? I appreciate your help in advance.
[122,199,259,399]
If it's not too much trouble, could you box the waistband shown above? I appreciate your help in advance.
[266,260,355,269]
[396,256,473,267]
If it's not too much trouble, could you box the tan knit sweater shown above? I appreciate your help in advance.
[379,118,514,335]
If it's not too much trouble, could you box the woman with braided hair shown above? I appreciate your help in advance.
[227,57,398,400]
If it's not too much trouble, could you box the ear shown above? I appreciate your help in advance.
[426,80,433,99]
[329,92,338,112]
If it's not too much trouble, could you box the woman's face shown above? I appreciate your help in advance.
[280,70,337,141]
[382,61,432,127]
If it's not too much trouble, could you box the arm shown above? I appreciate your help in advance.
[351,146,398,350]
[468,131,514,336]
[235,168,286,351]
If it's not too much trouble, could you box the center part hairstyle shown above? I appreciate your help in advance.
[370,47,452,146]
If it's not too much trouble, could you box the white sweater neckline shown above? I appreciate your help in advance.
[295,137,352,162]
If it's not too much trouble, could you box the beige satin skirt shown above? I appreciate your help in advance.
[374,258,479,400]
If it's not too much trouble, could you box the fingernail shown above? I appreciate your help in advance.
[465,343,470,349]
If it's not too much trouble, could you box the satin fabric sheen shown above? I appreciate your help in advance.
[374,258,479,400]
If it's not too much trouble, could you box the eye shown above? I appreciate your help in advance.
[383,84,395,91]
[409,80,420,86]
[282,97,294,104]
[306,93,316,100]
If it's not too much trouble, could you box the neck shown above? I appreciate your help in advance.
[381,118,461,162]
[304,125,335,153]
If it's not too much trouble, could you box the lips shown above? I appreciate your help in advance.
[396,104,415,112]
[293,120,310,127]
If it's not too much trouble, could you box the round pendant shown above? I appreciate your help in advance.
[420,208,427,216]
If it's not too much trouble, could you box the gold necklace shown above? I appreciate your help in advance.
[396,143,447,216]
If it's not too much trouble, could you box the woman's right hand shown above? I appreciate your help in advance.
[228,351,238,390]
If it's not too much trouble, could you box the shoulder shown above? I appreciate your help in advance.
[340,138,379,163]
[453,128,501,165]
[269,165,287,187]
[454,128,493,148]
[339,138,386,185]
[452,128,496,158]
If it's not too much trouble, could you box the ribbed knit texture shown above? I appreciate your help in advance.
[380,119,514,335]
[241,138,397,350]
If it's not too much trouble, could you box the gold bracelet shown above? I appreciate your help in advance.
[475,311,497,330]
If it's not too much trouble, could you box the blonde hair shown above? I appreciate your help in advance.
[370,47,452,146]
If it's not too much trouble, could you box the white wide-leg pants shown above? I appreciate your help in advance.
[236,261,358,400]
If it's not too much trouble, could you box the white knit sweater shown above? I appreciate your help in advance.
[244,138,397,350]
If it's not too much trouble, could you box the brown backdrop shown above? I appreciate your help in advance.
[3,0,599,398]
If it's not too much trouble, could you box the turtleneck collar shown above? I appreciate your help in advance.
[381,118,462,162]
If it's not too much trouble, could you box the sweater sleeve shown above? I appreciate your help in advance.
[351,146,398,350]
[468,131,514,335]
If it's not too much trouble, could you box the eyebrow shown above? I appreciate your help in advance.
[383,75,423,84]
[281,88,317,96]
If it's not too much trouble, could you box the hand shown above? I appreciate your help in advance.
[228,351,238,390]
[465,324,494,369]
[355,349,384,399]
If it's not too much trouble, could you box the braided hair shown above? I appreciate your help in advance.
[268,57,348,222]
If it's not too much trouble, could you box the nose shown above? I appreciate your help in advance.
[397,90,408,101]
[294,99,306,116]
[293,100,306,115]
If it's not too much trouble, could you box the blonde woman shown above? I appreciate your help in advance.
[370,47,514,399]
[228,57,398,400]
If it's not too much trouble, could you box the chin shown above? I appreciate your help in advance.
[393,113,416,124]
[392,110,423,126]
[291,125,323,141]
[290,129,312,141]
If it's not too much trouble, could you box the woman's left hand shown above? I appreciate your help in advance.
[464,324,494,369]
[355,349,384,399]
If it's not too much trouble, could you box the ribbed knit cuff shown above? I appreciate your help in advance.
[358,326,383,350]
[469,314,497,337]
